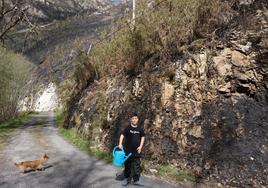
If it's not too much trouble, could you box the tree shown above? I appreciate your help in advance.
[0,0,28,44]
[0,46,32,122]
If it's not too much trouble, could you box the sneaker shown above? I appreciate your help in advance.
[133,180,144,186]
[115,172,125,181]
[121,178,129,186]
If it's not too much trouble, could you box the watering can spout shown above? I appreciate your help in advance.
[123,153,132,163]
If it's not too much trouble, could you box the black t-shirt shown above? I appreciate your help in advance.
[122,125,145,155]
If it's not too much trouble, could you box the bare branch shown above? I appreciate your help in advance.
[0,0,29,44]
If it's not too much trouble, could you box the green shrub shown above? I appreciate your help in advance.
[89,25,148,77]
[0,47,32,122]
[73,52,96,87]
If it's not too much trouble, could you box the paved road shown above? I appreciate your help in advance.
[0,112,179,188]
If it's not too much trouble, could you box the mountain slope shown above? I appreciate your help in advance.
[61,0,268,186]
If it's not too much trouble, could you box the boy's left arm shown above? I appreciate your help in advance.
[137,136,145,154]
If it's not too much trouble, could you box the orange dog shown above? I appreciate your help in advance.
[15,154,49,174]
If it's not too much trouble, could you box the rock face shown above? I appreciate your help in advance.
[24,0,112,23]
[34,83,59,112]
[20,82,59,112]
[66,46,268,187]
[63,1,268,187]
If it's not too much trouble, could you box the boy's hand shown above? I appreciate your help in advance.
[137,146,142,154]
[118,144,123,149]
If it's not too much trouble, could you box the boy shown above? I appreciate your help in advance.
[118,113,145,186]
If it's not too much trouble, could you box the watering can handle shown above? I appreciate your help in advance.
[113,146,124,157]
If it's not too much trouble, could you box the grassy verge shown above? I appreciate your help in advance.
[157,164,196,183]
[55,110,112,163]
[0,111,37,143]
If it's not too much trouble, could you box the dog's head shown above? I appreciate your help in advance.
[42,153,49,160]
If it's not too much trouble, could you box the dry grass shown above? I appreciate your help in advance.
[85,0,231,78]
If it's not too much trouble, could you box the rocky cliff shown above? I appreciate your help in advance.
[19,0,112,23]
[63,0,268,186]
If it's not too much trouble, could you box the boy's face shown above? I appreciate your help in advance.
[131,116,139,125]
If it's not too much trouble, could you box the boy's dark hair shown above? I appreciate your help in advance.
[130,112,139,118]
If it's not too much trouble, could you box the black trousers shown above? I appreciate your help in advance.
[124,157,142,182]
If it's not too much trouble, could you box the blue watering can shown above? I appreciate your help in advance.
[112,146,132,167]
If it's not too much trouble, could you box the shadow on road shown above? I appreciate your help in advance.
[21,165,54,174]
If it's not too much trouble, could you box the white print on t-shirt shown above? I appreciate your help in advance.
[130,130,140,134]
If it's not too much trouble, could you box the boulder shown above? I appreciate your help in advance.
[218,82,232,93]
[230,50,251,67]
[161,80,175,106]
[213,54,232,77]
[233,70,250,81]
[188,126,203,138]
[232,41,252,54]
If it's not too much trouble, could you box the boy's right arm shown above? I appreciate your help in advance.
[118,134,124,149]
